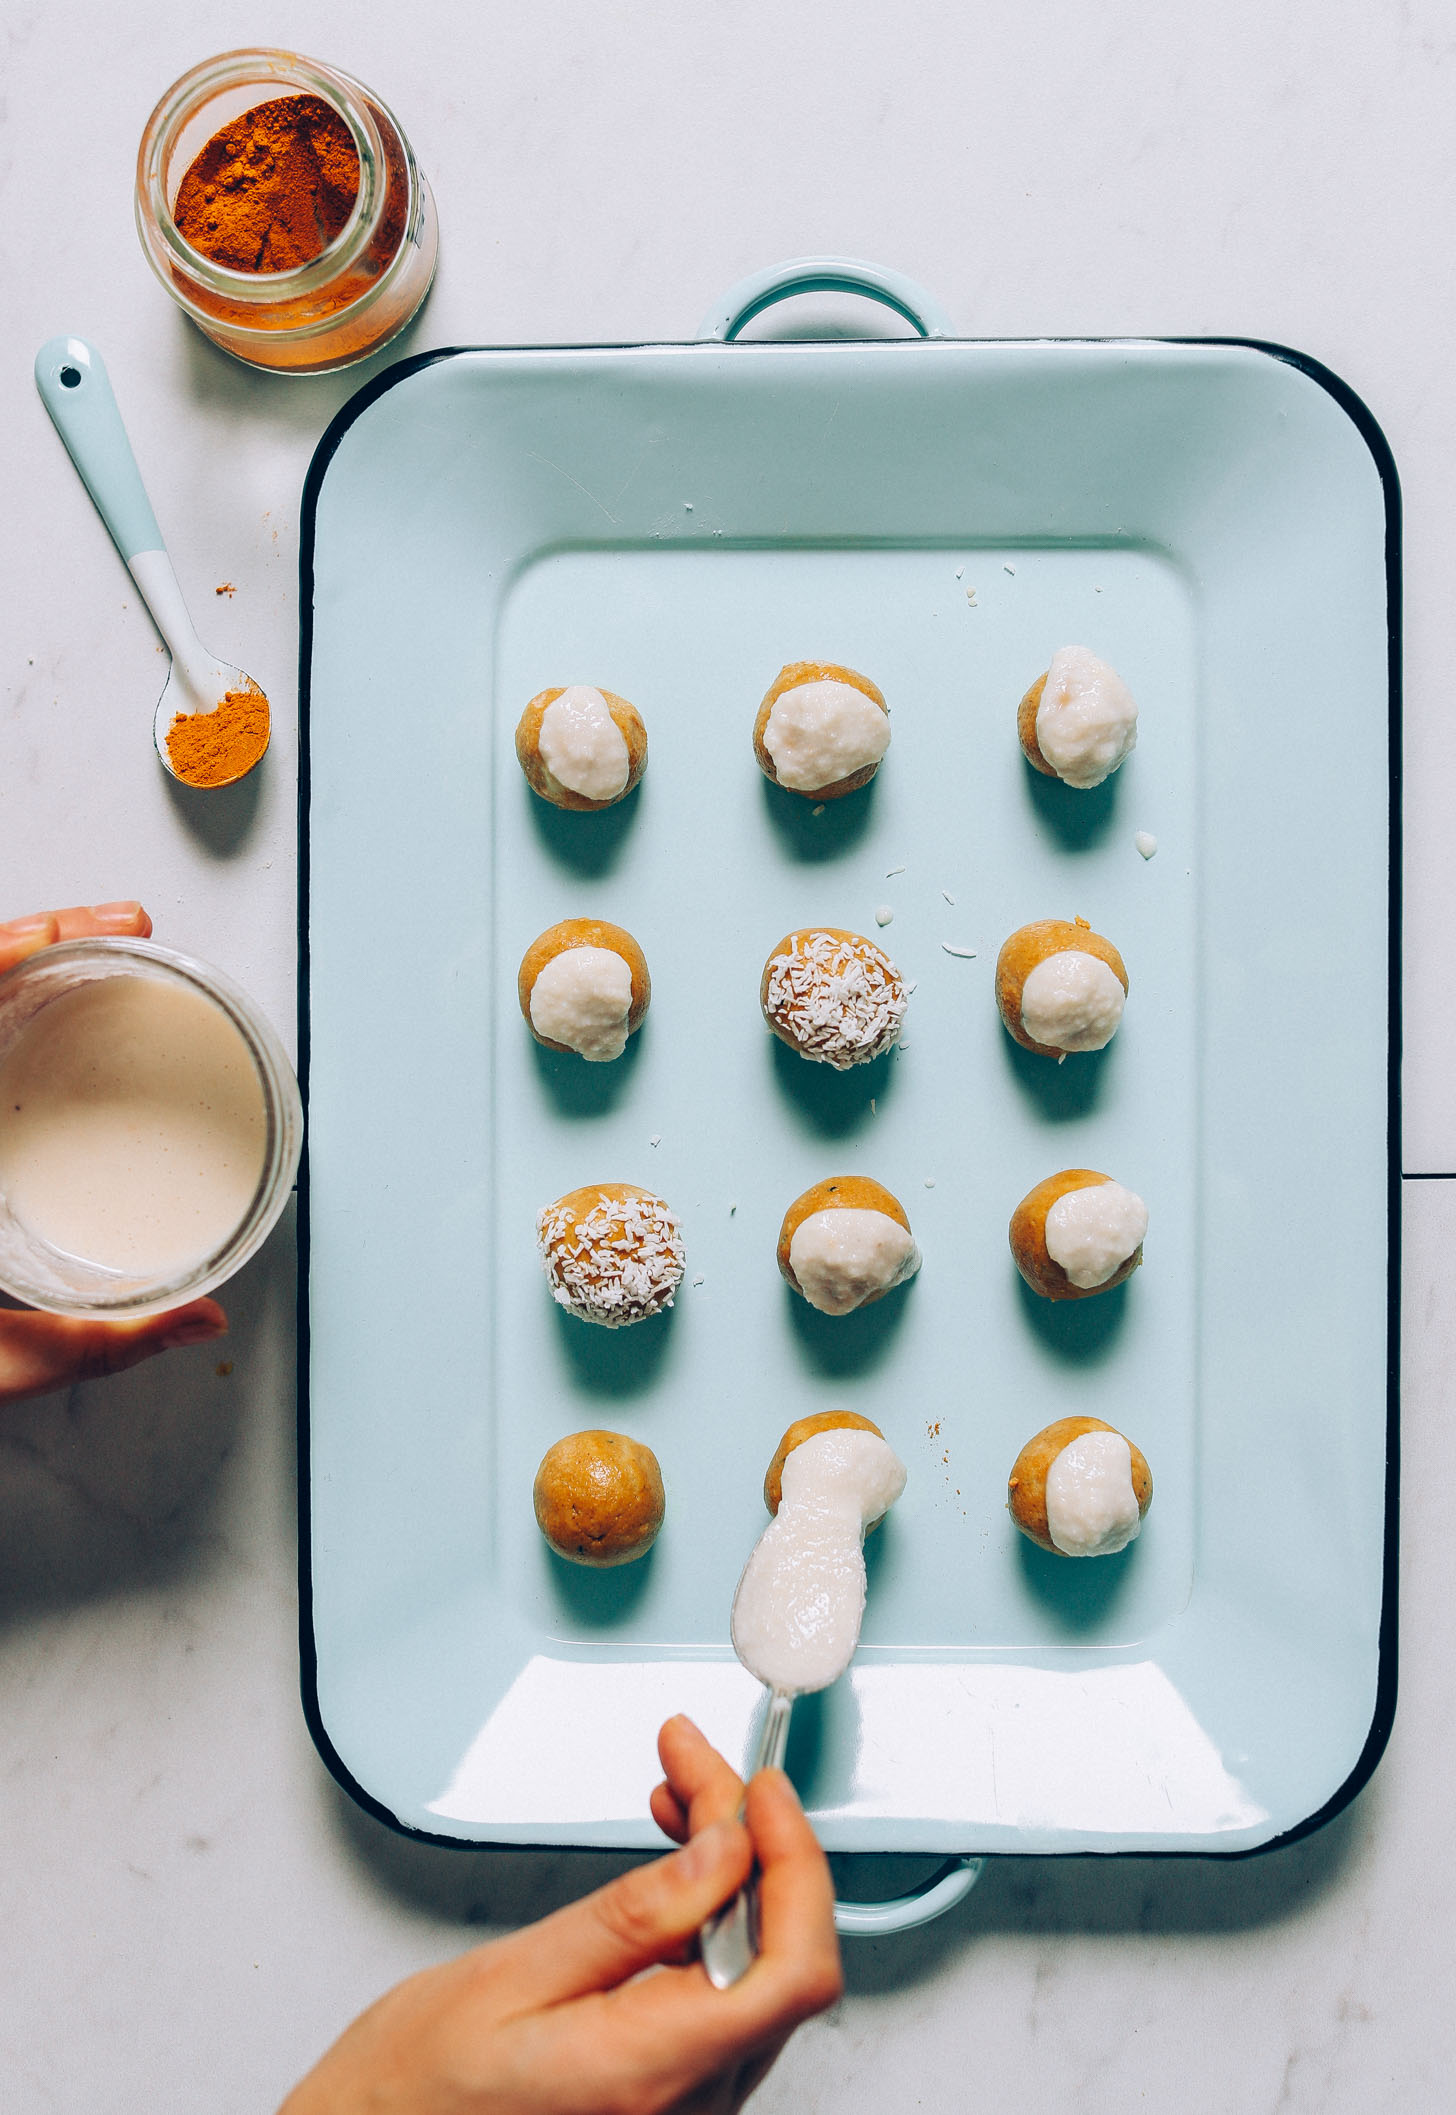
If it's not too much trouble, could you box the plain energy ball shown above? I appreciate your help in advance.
[533,1429,665,1566]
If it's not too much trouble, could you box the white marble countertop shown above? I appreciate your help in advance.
[3,3,1453,2108]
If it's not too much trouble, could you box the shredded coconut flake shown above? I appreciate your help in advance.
[942,889,955,905]
[536,1189,685,1327]
[941,944,977,959]
[885,865,907,878]
[764,930,908,1069]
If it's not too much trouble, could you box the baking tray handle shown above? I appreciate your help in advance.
[696,255,955,342]
[833,1854,984,1938]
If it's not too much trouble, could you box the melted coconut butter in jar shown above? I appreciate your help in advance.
[0,975,267,1279]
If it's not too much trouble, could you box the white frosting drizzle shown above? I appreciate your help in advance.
[1044,1180,1148,1288]
[765,931,907,1068]
[1020,949,1125,1052]
[788,1206,920,1315]
[537,686,630,801]
[1045,1430,1143,1557]
[529,945,633,1062]
[1035,646,1138,789]
[536,1188,684,1327]
[764,678,890,793]
[731,1429,907,1693]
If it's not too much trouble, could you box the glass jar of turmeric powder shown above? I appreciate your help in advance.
[136,49,438,375]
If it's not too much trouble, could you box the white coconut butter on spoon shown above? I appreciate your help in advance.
[730,1427,907,1693]
[701,1427,907,1989]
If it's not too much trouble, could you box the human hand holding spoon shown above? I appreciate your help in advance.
[34,336,270,790]
[700,1415,907,1989]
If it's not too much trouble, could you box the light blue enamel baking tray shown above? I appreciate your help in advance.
[299,261,1398,1920]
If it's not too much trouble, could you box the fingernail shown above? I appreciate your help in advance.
[88,901,145,925]
[5,914,55,936]
[160,1312,228,1348]
[679,1820,735,1882]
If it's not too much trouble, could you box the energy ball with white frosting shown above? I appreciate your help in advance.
[536,1182,684,1328]
[515,685,647,811]
[753,661,891,800]
[517,918,650,1062]
[761,927,908,1069]
[1007,1416,1152,1558]
[995,917,1128,1057]
[1009,1168,1147,1301]
[1018,647,1138,789]
[733,1413,907,1695]
[533,1429,665,1566]
[778,1175,921,1316]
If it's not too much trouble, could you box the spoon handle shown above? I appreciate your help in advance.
[699,1687,794,1991]
[35,338,163,564]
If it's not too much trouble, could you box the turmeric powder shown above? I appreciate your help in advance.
[173,94,360,272]
[165,687,270,789]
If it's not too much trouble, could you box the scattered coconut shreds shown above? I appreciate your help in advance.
[729,1202,738,1215]
[812,803,826,817]
[955,566,964,579]
[924,1177,937,1188]
[885,864,907,878]
[1135,830,1158,860]
[764,930,907,1067]
[875,904,894,927]
[942,889,955,905]
[941,943,978,959]
[537,1189,685,1327]
[650,1134,661,1147]
[870,1097,877,1115]
[692,1275,705,1287]
[1004,562,1016,575]
[965,588,978,606]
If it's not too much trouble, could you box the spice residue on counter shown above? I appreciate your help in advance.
[166,684,270,788]
[172,94,360,272]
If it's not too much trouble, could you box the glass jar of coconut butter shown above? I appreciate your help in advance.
[136,48,438,374]
[0,941,302,1317]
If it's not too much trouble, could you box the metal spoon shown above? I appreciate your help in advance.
[699,1685,795,1990]
[34,336,270,789]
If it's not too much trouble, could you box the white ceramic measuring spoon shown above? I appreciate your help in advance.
[699,1685,794,1991]
[34,336,270,789]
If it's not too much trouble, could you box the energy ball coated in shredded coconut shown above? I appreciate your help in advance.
[760,927,909,1069]
[536,1183,685,1327]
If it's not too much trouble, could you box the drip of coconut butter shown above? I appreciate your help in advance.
[529,946,633,1061]
[538,686,630,801]
[1045,1430,1142,1556]
[1020,950,1125,1052]
[788,1207,920,1315]
[731,1428,906,1694]
[764,679,890,793]
[1035,646,1137,789]
[1044,1180,1147,1289]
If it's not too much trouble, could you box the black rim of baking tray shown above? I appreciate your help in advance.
[294,332,1402,1866]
